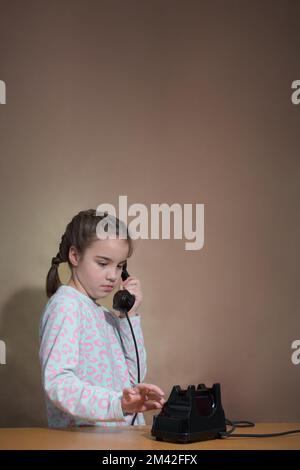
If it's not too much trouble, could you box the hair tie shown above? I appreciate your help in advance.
[51,256,61,267]
[98,210,108,218]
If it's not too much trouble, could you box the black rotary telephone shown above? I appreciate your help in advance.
[112,261,140,426]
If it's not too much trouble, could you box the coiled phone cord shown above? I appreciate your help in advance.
[219,419,300,438]
[124,311,141,426]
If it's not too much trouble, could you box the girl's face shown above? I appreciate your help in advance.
[68,238,130,300]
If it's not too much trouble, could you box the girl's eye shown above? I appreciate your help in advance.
[97,263,124,269]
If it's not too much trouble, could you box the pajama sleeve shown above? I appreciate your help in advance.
[117,314,147,386]
[39,297,126,423]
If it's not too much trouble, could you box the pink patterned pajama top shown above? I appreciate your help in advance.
[39,285,147,428]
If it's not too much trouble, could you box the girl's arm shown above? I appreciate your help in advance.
[39,299,126,423]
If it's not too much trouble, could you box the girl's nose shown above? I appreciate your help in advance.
[106,267,119,282]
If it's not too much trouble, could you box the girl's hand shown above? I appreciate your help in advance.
[121,383,165,414]
[121,276,143,315]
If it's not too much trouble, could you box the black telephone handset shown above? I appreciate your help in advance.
[112,261,136,314]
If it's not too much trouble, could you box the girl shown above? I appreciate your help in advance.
[39,209,165,428]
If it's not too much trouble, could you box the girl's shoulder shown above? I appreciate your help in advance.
[42,285,97,319]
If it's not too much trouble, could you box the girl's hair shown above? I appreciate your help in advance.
[46,209,134,298]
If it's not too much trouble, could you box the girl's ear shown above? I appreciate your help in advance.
[68,245,80,267]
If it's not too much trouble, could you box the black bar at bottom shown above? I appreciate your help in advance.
[0,450,299,466]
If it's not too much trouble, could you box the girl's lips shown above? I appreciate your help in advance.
[102,285,114,290]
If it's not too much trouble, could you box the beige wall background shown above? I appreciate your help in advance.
[0,0,299,427]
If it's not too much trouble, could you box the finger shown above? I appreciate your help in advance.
[141,389,165,400]
[123,387,135,397]
[122,284,136,292]
[141,400,163,412]
[149,395,165,407]
[123,388,130,397]
[126,288,138,297]
[138,383,165,397]
[124,276,137,281]
[125,280,139,286]
[123,278,139,287]
[141,393,165,406]
[142,388,165,400]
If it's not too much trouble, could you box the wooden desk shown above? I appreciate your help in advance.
[0,424,300,450]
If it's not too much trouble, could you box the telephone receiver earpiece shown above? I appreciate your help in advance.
[121,263,130,282]
[112,262,136,313]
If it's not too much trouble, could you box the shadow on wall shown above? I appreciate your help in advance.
[0,287,48,427]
